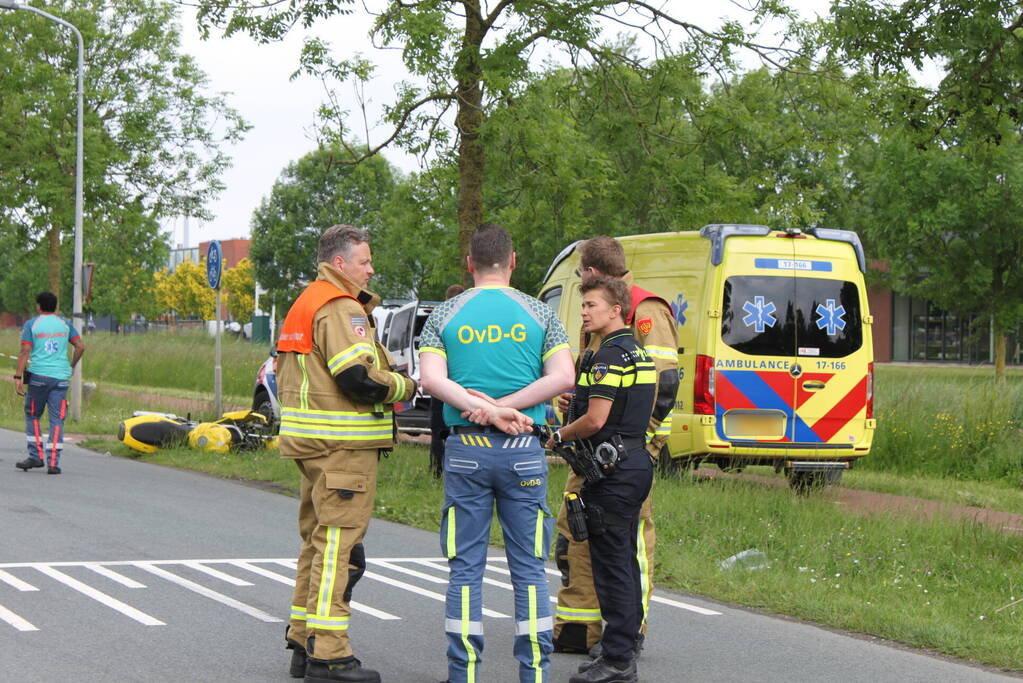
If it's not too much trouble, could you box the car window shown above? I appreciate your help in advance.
[794,278,862,358]
[722,276,862,358]
[721,276,796,357]
[539,286,562,315]
[387,307,414,352]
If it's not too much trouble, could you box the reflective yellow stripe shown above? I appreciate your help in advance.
[388,373,406,402]
[529,585,541,683]
[316,526,341,622]
[645,345,678,361]
[327,342,375,373]
[420,346,447,358]
[637,520,651,622]
[483,436,492,448]
[446,507,456,559]
[462,585,476,683]
[290,605,307,621]
[555,606,601,621]
[534,508,544,558]
[307,614,350,630]
[542,342,569,362]
[279,426,393,440]
[298,355,309,411]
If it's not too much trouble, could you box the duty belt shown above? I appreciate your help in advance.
[451,425,503,435]
[580,436,646,453]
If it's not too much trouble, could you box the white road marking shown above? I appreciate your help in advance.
[84,564,146,588]
[409,559,559,604]
[135,563,281,623]
[229,561,295,585]
[182,561,254,586]
[363,571,509,618]
[650,595,722,616]
[0,569,38,592]
[0,603,37,631]
[33,566,164,626]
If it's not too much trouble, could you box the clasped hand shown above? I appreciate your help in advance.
[460,388,533,435]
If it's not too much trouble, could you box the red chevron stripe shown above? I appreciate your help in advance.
[810,376,868,442]
[757,371,795,409]
[715,372,756,411]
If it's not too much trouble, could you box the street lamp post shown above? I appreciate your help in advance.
[1,0,85,420]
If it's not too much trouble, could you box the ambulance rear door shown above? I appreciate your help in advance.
[715,234,800,445]
[789,236,871,447]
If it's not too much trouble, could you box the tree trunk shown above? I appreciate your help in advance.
[455,1,485,287]
[47,225,61,297]
[995,332,1006,382]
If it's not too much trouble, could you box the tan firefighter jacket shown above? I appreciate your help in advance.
[277,263,416,458]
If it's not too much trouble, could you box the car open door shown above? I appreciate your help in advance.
[385,300,417,375]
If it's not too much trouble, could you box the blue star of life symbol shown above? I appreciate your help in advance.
[670,294,688,326]
[815,298,846,336]
[742,296,777,333]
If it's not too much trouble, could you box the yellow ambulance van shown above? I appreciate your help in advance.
[538,224,876,488]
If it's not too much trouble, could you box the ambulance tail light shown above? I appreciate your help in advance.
[694,355,716,415]
[866,362,874,419]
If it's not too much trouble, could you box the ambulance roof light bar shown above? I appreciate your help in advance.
[805,228,867,274]
[699,224,771,266]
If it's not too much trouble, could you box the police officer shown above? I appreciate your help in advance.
[277,225,417,683]
[553,236,679,656]
[420,223,574,683]
[546,276,656,683]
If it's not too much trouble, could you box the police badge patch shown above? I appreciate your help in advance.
[591,363,608,383]
[636,317,653,335]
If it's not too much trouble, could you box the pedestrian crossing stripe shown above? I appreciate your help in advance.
[0,557,720,632]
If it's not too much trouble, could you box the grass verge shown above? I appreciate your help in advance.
[87,438,1023,672]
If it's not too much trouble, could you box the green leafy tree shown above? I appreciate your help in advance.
[222,257,255,323]
[829,0,1023,377]
[155,259,215,320]
[248,147,396,311]
[0,0,247,300]
[195,0,794,283]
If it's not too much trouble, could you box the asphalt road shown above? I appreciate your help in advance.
[0,430,1016,682]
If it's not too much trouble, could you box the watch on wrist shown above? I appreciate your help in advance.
[13,375,22,380]
[553,430,564,445]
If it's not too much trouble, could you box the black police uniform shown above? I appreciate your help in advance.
[572,328,656,665]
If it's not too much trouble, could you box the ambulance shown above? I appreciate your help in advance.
[538,224,875,487]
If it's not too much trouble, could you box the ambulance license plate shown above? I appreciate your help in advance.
[724,411,786,439]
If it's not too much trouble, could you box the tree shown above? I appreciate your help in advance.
[248,146,397,311]
[222,257,255,323]
[155,259,215,320]
[0,0,247,297]
[829,0,1023,377]
[196,0,794,282]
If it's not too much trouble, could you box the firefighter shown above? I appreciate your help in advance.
[547,276,656,683]
[276,225,417,683]
[553,236,679,657]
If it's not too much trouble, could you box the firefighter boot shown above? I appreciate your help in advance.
[16,457,44,471]
[304,657,381,683]
[286,637,307,678]
[569,657,638,683]
[47,466,61,475]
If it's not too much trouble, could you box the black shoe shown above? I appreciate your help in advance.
[305,657,381,683]
[16,457,44,471]
[589,633,644,661]
[569,657,637,683]
[47,466,61,475]
[287,639,307,678]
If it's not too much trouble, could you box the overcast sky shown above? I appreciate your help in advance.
[169,2,832,248]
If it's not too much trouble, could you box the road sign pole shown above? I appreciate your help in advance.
[215,288,222,417]
[207,240,223,418]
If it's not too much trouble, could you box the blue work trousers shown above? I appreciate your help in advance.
[440,432,554,683]
[24,373,69,467]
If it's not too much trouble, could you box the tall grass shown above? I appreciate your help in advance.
[869,366,1023,481]
[0,328,270,397]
